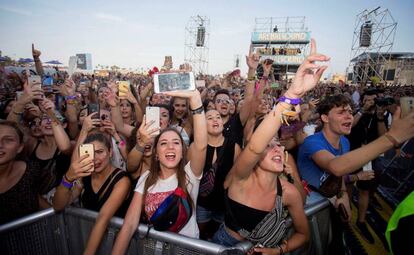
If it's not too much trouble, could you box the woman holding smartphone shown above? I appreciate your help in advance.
[53,113,131,255]
[112,89,207,254]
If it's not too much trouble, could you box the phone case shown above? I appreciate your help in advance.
[146,106,160,135]
[79,144,94,171]
[88,104,100,119]
[29,76,42,90]
[118,81,130,97]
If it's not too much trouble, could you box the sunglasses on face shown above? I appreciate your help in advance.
[215,99,230,104]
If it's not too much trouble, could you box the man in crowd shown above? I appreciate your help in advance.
[348,89,387,244]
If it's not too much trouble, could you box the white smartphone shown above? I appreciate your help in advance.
[146,106,160,135]
[400,97,414,118]
[153,72,195,93]
[362,161,372,172]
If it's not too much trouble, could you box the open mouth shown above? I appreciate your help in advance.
[0,151,5,157]
[271,155,282,163]
[165,153,176,161]
[212,123,219,128]
[342,122,352,128]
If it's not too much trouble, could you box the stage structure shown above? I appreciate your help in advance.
[251,17,311,81]
[184,15,210,74]
[347,7,397,85]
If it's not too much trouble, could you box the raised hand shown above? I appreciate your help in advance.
[246,45,260,70]
[32,43,41,59]
[82,112,101,133]
[286,39,330,99]
[119,89,138,105]
[59,78,76,96]
[66,154,94,181]
[104,88,119,107]
[138,115,159,145]
[39,98,55,113]
[388,107,414,144]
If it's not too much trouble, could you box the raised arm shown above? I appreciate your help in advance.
[229,39,329,181]
[164,89,207,177]
[106,90,134,137]
[315,108,414,177]
[39,98,72,154]
[32,44,44,77]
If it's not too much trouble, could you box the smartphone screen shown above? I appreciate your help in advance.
[400,97,414,118]
[88,103,100,119]
[146,106,160,135]
[153,72,195,93]
[79,144,95,172]
[118,81,130,97]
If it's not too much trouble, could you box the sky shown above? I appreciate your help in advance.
[0,0,413,77]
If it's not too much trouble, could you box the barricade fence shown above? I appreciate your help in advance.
[0,197,330,255]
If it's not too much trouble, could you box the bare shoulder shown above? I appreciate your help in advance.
[280,178,301,206]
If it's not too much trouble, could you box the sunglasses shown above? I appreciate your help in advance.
[215,99,230,104]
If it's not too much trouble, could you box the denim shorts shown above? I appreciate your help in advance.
[211,223,240,247]
[196,205,225,224]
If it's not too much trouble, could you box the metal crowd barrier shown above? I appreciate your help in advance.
[0,195,330,255]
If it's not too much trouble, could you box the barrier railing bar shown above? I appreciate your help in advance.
[0,208,55,233]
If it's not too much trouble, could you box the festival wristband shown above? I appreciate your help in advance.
[278,96,301,105]
[61,177,74,189]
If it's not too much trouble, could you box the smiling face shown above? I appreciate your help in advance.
[258,137,285,173]
[173,98,187,120]
[322,105,354,135]
[156,130,183,170]
[206,109,223,135]
[40,114,54,136]
[0,124,24,165]
[91,140,112,173]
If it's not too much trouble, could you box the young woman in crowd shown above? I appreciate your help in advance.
[0,120,52,224]
[125,104,171,187]
[197,109,241,240]
[212,39,329,254]
[169,97,192,146]
[112,89,207,254]
[53,114,131,255]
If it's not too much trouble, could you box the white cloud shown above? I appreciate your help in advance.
[95,13,124,23]
[0,6,32,16]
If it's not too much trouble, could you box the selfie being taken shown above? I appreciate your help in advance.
[1,1,414,255]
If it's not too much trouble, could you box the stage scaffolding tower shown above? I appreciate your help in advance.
[347,7,397,85]
[184,15,210,75]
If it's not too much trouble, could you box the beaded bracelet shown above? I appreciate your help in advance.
[135,143,145,153]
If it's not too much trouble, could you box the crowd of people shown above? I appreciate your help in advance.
[1,40,414,255]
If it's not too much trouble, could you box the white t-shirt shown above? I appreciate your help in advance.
[135,162,202,238]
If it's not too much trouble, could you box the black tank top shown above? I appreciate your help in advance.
[197,137,236,211]
[28,141,71,193]
[225,177,283,232]
[81,168,131,217]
